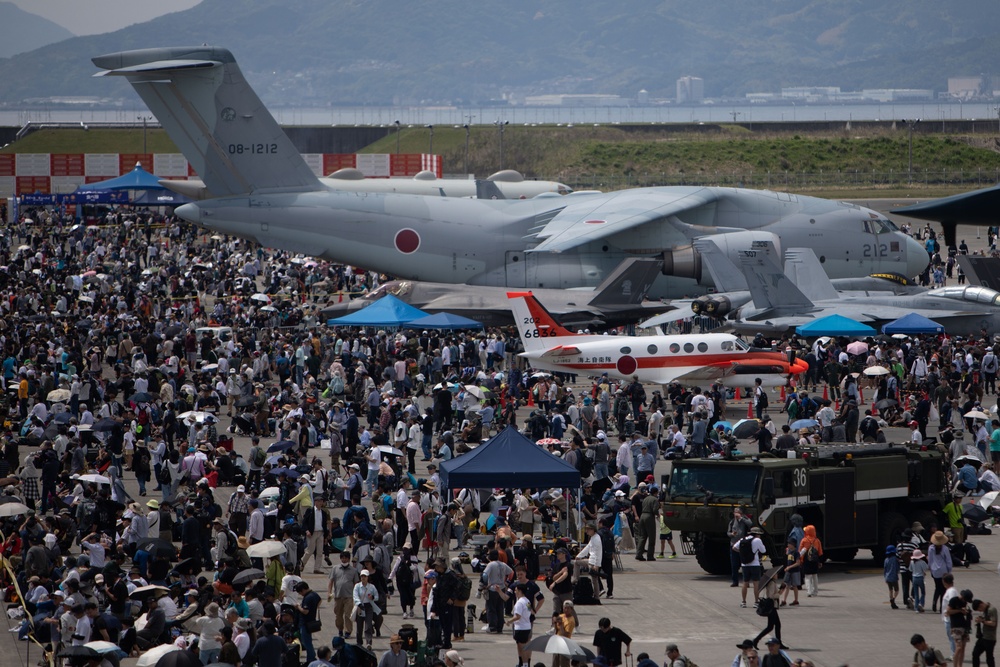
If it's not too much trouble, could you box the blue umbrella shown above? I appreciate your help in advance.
[269,467,301,479]
[267,440,297,453]
[265,455,284,466]
[51,412,73,424]
[713,420,732,431]
[790,419,818,430]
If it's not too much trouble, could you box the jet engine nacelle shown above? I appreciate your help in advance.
[703,295,734,316]
[662,231,784,285]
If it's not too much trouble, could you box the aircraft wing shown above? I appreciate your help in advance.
[639,303,698,329]
[528,187,719,253]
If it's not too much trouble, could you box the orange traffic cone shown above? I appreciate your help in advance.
[338,291,343,303]
[871,402,879,416]
[527,389,535,407]
[780,385,787,402]
[822,384,828,401]
[735,387,742,401]
[747,400,754,419]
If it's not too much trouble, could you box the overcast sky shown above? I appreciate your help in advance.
[12,0,203,36]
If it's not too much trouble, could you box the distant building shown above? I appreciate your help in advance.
[781,86,841,101]
[861,88,934,102]
[676,76,704,104]
[948,76,983,100]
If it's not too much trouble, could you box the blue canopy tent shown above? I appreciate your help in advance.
[881,313,945,335]
[326,294,429,327]
[795,314,876,337]
[440,426,582,535]
[74,163,166,192]
[407,312,484,330]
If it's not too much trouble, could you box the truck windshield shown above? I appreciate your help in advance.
[668,464,760,502]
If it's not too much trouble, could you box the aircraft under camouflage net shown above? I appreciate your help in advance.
[93,46,928,299]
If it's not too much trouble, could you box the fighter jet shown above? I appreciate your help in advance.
[321,257,665,328]
[508,292,808,387]
[641,240,1000,336]
[93,46,928,299]
[163,168,572,201]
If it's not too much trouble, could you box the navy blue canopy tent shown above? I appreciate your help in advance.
[407,312,483,330]
[881,312,945,335]
[795,314,876,337]
[439,426,581,491]
[326,294,429,327]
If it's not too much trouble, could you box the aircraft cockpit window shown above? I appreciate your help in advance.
[734,338,750,351]
[970,286,1000,304]
[393,282,413,296]
[863,220,873,234]
[878,218,899,233]
[721,340,735,351]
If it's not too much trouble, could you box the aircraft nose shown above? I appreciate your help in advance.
[904,234,929,279]
[175,203,200,224]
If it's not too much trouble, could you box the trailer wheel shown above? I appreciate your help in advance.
[694,533,732,575]
[873,511,908,561]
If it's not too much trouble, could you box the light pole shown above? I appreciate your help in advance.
[995,106,1000,133]
[463,124,470,174]
[903,118,920,183]
[394,119,401,154]
[495,119,509,170]
[137,115,152,154]
[425,125,434,154]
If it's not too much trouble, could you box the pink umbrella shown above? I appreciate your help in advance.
[846,341,869,356]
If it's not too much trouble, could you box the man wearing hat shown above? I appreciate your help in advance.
[379,634,408,667]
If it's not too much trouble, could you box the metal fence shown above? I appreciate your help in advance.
[563,168,1000,192]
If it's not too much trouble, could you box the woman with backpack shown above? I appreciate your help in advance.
[798,525,824,598]
[390,546,421,618]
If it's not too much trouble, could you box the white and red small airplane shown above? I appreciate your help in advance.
[508,292,808,388]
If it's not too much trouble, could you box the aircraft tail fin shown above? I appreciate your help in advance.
[783,248,839,302]
[739,241,814,311]
[475,180,506,199]
[587,258,662,308]
[506,292,578,353]
[692,238,749,292]
[93,46,323,197]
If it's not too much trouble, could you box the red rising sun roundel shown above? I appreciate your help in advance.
[616,355,637,375]
[394,228,420,254]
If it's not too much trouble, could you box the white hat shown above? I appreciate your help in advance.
[415,374,425,381]
[614,490,625,498]
[596,430,607,441]
[360,569,370,577]
[237,485,246,492]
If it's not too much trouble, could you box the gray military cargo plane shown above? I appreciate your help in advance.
[93,46,928,299]
[641,240,1000,336]
[320,257,666,328]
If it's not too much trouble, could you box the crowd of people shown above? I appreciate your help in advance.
[3,205,1000,667]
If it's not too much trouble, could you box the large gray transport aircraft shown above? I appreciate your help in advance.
[93,46,928,299]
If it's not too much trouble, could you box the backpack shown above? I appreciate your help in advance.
[576,452,592,478]
[739,536,756,565]
[756,388,768,408]
[455,576,473,602]
[251,446,266,468]
[678,657,698,667]
[157,464,172,486]
[224,529,239,557]
[805,545,820,563]
[331,375,345,395]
